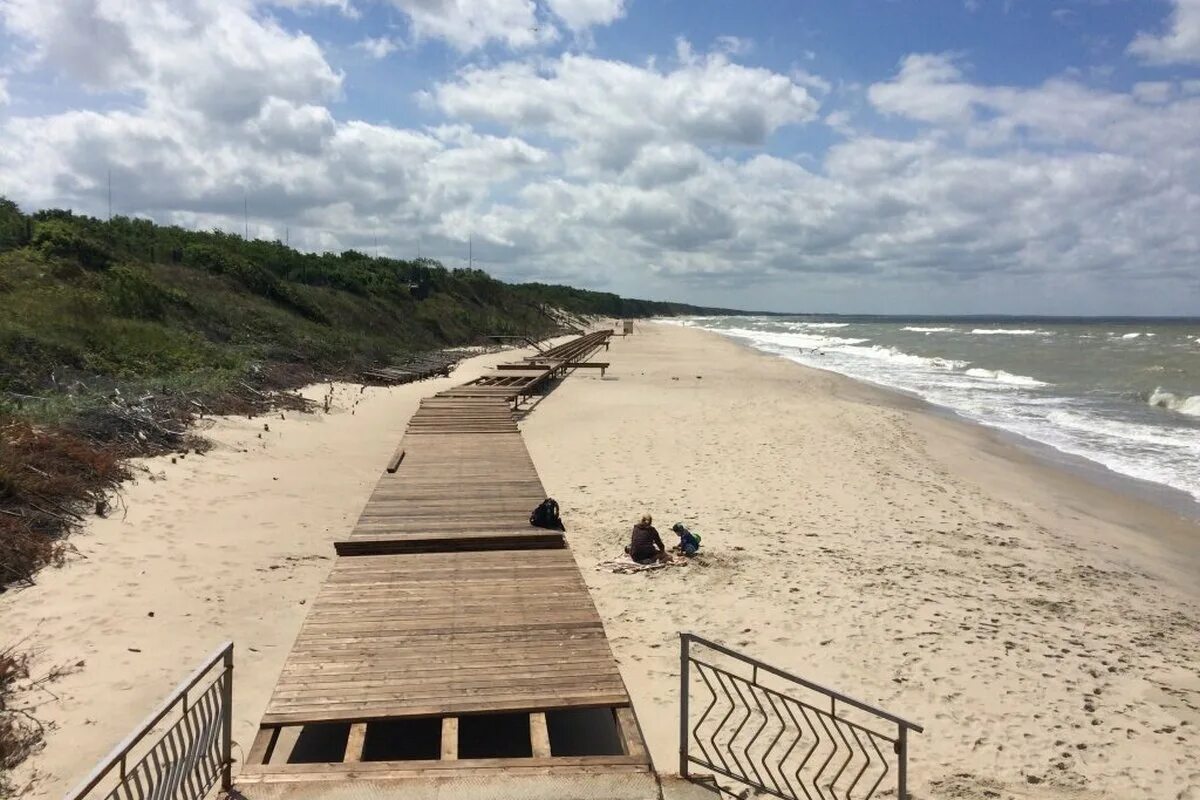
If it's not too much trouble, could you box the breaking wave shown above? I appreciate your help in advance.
[1148,388,1200,417]
[964,368,1049,387]
[969,328,1051,336]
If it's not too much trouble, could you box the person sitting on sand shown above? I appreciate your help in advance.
[671,522,701,556]
[625,514,666,564]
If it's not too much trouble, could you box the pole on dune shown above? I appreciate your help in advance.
[243,193,248,240]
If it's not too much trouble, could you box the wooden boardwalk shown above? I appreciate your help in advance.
[335,399,558,555]
[238,330,656,799]
[261,550,628,725]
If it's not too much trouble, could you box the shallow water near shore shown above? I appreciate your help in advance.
[672,316,1200,506]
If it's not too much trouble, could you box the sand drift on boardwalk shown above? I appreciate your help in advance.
[671,316,1200,503]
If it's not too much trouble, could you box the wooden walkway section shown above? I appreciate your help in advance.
[238,330,657,799]
[260,550,627,725]
[335,398,557,555]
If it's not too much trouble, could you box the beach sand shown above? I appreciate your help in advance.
[0,344,554,798]
[521,323,1200,800]
[5,323,1199,800]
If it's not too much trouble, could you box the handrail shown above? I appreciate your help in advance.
[682,633,923,732]
[64,641,234,800]
[680,633,923,800]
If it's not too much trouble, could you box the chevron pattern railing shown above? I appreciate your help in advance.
[66,642,233,800]
[680,634,923,800]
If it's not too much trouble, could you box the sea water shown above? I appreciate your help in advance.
[670,316,1200,504]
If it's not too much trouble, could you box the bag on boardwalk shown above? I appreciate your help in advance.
[530,498,565,531]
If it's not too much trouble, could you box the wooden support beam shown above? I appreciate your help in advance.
[441,717,458,761]
[614,707,648,762]
[386,447,405,474]
[529,712,552,759]
[344,722,368,763]
[267,725,302,766]
[247,727,278,766]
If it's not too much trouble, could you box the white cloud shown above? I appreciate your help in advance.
[268,0,358,15]
[1128,0,1200,64]
[1132,80,1173,104]
[0,0,342,122]
[714,35,753,56]
[0,76,8,106]
[434,49,820,173]
[868,53,977,125]
[355,35,399,58]
[384,0,553,51]
[544,0,626,31]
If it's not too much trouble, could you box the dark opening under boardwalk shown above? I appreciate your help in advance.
[238,330,656,799]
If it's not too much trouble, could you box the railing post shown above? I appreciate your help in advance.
[221,644,234,792]
[897,725,908,800]
[679,633,690,778]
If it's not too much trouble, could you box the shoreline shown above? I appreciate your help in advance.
[682,323,1200,589]
[709,326,1200,580]
[523,322,1200,798]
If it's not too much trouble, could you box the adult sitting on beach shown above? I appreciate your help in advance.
[625,514,666,564]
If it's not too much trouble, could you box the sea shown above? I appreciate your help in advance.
[669,316,1200,507]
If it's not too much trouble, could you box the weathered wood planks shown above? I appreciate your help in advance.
[261,550,626,726]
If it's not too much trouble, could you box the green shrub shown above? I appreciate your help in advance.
[103,266,184,320]
[0,198,29,252]
[32,219,113,270]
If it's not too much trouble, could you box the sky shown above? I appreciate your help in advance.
[1,1,1199,315]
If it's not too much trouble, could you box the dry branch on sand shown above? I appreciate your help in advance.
[0,646,75,796]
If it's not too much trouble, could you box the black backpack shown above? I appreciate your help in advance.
[530,498,565,531]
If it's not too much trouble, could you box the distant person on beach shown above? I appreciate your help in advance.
[625,514,666,564]
[671,522,701,556]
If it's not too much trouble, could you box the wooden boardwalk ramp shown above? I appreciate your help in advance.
[237,330,657,799]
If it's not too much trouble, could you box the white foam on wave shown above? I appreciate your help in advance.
[722,328,868,350]
[1148,388,1200,417]
[838,344,967,370]
[969,328,1051,336]
[964,368,1048,387]
[785,322,850,329]
[902,326,956,333]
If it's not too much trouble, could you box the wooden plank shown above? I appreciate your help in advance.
[385,447,405,473]
[441,717,458,761]
[614,707,649,763]
[247,727,278,766]
[344,722,367,763]
[267,725,301,766]
[530,712,551,759]
[239,756,651,782]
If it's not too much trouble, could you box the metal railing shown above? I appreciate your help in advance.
[680,634,923,800]
[65,642,233,800]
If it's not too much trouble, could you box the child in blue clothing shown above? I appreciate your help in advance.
[671,523,701,556]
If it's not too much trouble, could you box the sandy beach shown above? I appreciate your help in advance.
[0,343,555,798]
[522,323,1200,799]
[5,322,1199,800]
